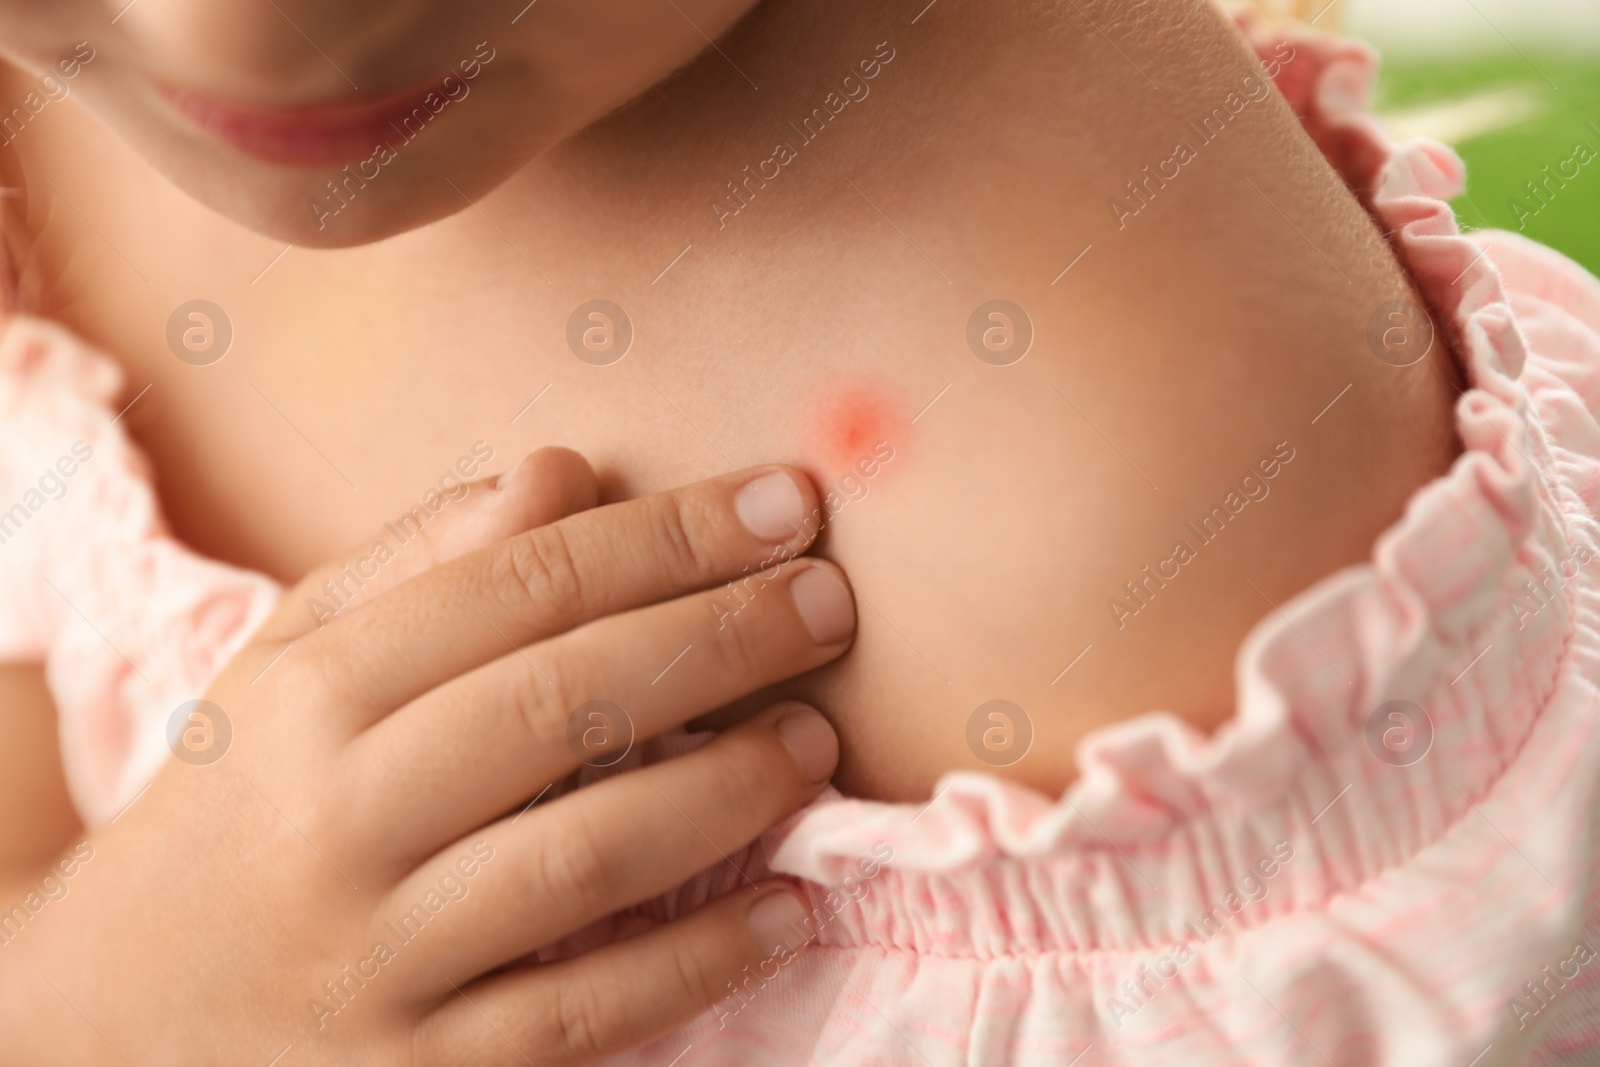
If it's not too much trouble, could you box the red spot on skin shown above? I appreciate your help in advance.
[807,381,907,488]
[790,382,909,545]
[832,394,881,456]
[819,385,897,469]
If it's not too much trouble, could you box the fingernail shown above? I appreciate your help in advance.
[735,471,804,542]
[746,889,813,955]
[789,565,855,645]
[496,453,536,491]
[776,706,839,784]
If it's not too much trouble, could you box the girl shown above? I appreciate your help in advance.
[0,0,1596,1063]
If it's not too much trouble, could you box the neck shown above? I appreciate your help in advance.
[538,0,943,233]
[484,0,1247,284]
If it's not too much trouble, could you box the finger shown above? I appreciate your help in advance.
[348,558,855,855]
[415,881,819,1067]
[251,448,599,647]
[381,702,838,986]
[306,466,822,723]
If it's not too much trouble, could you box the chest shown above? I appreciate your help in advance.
[10,68,1346,802]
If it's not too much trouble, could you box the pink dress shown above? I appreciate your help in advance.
[5,14,1600,1065]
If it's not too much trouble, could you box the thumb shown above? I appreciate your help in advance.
[252,447,598,646]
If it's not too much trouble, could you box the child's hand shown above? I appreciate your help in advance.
[7,448,851,1066]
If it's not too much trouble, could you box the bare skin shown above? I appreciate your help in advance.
[5,0,1455,798]
[0,666,80,871]
[0,0,1459,1061]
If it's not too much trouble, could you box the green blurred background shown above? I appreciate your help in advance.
[1342,0,1600,275]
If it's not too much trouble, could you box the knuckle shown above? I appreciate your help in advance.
[549,972,611,1061]
[267,645,331,703]
[699,737,780,826]
[649,492,718,584]
[528,811,616,905]
[235,653,339,753]
[504,655,571,752]
[665,935,719,1012]
[500,524,587,627]
[258,783,347,871]
[708,590,772,678]
[406,522,451,572]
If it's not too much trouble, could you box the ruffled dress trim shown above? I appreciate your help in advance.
[0,314,279,826]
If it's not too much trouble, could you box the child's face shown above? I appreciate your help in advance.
[0,0,757,246]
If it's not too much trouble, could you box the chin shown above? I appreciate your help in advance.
[200,176,478,249]
[141,134,534,248]
[86,76,553,247]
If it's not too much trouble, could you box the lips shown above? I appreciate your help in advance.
[158,79,442,166]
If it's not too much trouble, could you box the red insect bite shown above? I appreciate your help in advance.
[817,385,901,473]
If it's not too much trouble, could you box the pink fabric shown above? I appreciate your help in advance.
[0,314,278,825]
[5,12,1600,1065]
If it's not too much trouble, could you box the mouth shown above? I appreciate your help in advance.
[158,79,446,166]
